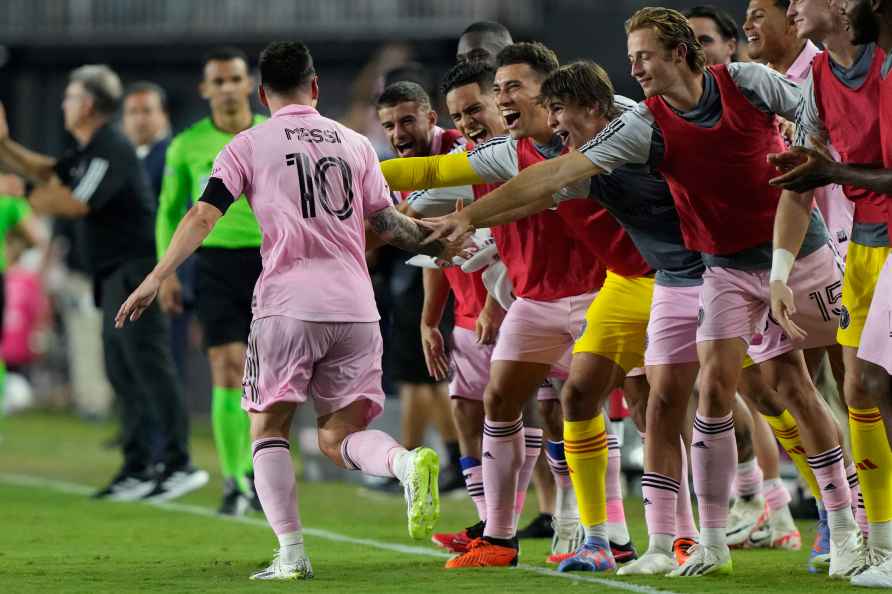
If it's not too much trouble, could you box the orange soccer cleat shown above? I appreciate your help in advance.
[444,537,519,569]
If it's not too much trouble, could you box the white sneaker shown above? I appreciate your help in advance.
[250,552,313,580]
[617,551,676,576]
[851,549,892,588]
[547,517,583,562]
[669,544,732,577]
[726,496,765,547]
[829,529,869,579]
[144,467,210,503]
[103,475,157,502]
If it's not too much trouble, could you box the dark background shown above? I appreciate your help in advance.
[0,0,752,154]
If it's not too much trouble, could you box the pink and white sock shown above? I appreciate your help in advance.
[808,447,857,540]
[692,413,737,546]
[514,427,543,519]
[253,438,301,536]
[846,462,869,537]
[461,456,486,521]
[339,429,403,478]
[482,417,524,540]
[641,471,678,553]
[735,458,763,499]
[606,434,630,544]
[763,478,792,512]
[677,437,700,540]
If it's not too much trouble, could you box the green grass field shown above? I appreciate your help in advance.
[0,412,870,593]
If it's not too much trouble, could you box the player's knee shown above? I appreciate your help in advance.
[697,362,738,411]
[452,399,483,436]
[851,363,889,408]
[483,382,525,418]
[317,431,347,465]
[537,399,563,440]
[250,411,291,441]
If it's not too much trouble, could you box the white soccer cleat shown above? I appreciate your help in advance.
[250,552,313,580]
[726,496,765,547]
[617,551,676,576]
[745,510,801,550]
[851,549,892,588]
[829,529,869,579]
[547,517,584,563]
[669,543,733,577]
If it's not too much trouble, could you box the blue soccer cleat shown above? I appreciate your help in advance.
[557,538,616,573]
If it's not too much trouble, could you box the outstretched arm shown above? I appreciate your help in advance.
[769,138,892,196]
[368,205,456,258]
[0,103,57,183]
[116,201,223,327]
[380,151,484,191]
[422,151,601,242]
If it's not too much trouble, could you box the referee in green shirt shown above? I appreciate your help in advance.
[156,47,265,516]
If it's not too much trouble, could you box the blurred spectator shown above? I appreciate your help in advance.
[339,43,412,158]
[0,65,207,500]
[0,174,43,415]
[3,236,50,372]
[686,5,741,65]
[122,81,171,201]
[123,81,195,382]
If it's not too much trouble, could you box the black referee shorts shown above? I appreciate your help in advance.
[195,247,261,348]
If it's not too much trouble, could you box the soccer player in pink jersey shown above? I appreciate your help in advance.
[115,41,458,581]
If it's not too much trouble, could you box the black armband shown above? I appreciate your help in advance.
[198,177,236,214]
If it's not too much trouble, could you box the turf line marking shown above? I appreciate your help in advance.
[0,473,677,594]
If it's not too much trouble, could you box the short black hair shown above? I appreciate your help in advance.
[685,5,740,41]
[258,41,316,96]
[440,61,496,97]
[376,81,432,111]
[202,46,250,68]
[461,21,512,39]
[124,81,168,112]
[496,42,559,79]
[772,0,791,9]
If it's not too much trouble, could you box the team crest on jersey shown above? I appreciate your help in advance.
[697,307,705,328]
[839,305,851,330]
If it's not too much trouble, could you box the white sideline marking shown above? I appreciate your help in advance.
[0,472,677,594]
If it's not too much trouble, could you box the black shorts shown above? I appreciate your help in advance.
[196,247,261,348]
[389,264,453,385]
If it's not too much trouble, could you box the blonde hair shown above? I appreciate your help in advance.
[625,7,707,72]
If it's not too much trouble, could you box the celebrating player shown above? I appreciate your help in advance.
[417,7,864,579]
[116,41,458,581]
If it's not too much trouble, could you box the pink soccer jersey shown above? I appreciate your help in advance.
[211,104,393,323]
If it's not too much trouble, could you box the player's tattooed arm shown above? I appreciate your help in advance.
[368,205,454,258]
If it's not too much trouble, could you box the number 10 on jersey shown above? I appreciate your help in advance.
[285,152,355,221]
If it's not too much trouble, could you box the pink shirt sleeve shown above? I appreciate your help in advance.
[210,133,253,200]
[359,138,394,218]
